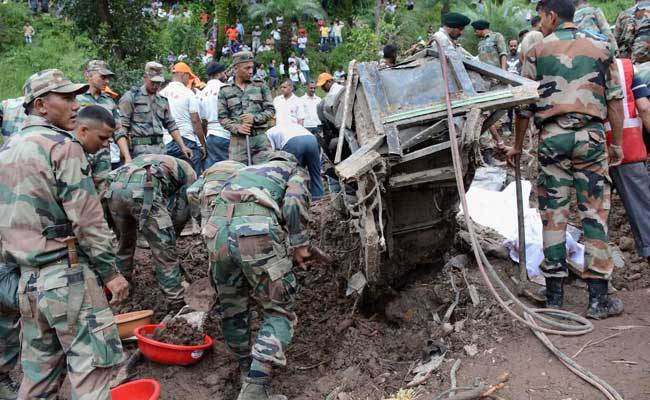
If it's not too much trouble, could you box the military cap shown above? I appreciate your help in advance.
[269,150,298,164]
[145,61,165,82]
[442,12,471,28]
[22,69,89,106]
[206,62,226,76]
[232,51,254,66]
[471,19,490,30]
[86,60,114,76]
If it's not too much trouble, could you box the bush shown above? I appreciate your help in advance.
[0,2,30,53]
[0,13,96,99]
[591,0,634,23]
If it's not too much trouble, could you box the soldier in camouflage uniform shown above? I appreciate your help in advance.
[106,155,196,305]
[188,160,245,224]
[0,69,129,400]
[472,20,508,69]
[573,0,618,52]
[615,0,650,64]
[0,97,26,399]
[77,60,132,198]
[0,97,26,138]
[430,12,474,58]
[471,19,508,161]
[218,52,275,165]
[118,62,194,160]
[203,152,311,400]
[508,0,625,319]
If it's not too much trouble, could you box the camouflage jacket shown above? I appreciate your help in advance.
[616,0,650,63]
[118,85,178,139]
[76,91,124,142]
[217,159,311,248]
[477,31,507,68]
[0,97,26,137]
[519,22,622,125]
[188,160,245,221]
[217,80,275,136]
[573,4,618,52]
[107,154,197,200]
[0,115,118,281]
[77,91,121,196]
[615,5,636,58]
[432,28,474,58]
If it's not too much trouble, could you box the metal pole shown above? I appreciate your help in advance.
[514,153,527,294]
[246,135,252,166]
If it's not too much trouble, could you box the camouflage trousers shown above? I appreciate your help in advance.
[108,184,185,302]
[538,118,613,280]
[131,143,165,158]
[87,146,112,199]
[17,261,124,400]
[632,33,650,64]
[229,133,272,165]
[0,313,20,374]
[204,212,297,369]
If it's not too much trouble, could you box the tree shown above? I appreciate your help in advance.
[459,0,531,54]
[249,0,326,63]
[63,0,159,66]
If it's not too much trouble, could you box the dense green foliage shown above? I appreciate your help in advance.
[0,0,639,100]
[0,3,96,99]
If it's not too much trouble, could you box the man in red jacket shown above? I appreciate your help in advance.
[606,58,650,267]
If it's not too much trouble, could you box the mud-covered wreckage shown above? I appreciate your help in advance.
[318,47,539,296]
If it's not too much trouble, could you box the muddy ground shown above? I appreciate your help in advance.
[110,190,650,399]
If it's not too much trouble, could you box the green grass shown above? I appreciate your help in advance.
[0,5,96,99]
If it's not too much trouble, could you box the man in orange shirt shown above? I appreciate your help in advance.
[226,25,238,47]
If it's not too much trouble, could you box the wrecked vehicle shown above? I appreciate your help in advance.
[319,47,539,296]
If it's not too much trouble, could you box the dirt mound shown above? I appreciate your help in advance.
[151,318,205,346]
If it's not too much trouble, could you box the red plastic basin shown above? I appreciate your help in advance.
[111,379,160,400]
[134,324,213,366]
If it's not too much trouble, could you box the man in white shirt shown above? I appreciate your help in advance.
[251,25,262,52]
[199,62,230,169]
[298,54,310,84]
[333,18,344,45]
[297,34,308,55]
[288,62,300,89]
[159,62,207,173]
[273,80,305,125]
[301,81,322,137]
[266,123,324,198]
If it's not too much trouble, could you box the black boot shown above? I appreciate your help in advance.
[586,278,623,320]
[545,277,564,309]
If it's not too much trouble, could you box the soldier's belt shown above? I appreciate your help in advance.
[131,135,163,145]
[212,202,273,220]
[118,172,161,188]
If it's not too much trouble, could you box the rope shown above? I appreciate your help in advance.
[431,37,623,400]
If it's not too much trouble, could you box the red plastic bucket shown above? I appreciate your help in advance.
[111,379,160,400]
[134,324,213,366]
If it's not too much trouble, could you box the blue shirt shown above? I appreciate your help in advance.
[269,66,277,78]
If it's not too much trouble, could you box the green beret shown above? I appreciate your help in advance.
[442,12,471,28]
[471,20,490,30]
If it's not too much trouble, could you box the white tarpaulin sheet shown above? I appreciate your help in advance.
[460,179,584,278]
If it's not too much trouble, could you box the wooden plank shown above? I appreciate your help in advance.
[335,135,385,181]
[344,74,359,130]
[395,141,451,165]
[481,109,507,134]
[389,166,456,188]
[335,60,358,164]
[462,56,534,87]
[385,124,402,159]
[401,120,447,149]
